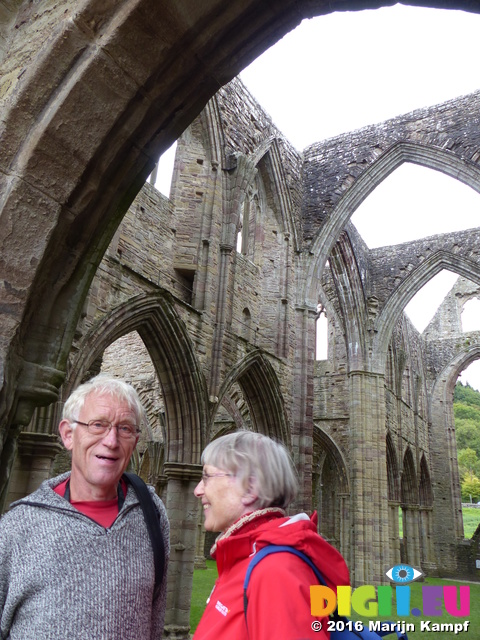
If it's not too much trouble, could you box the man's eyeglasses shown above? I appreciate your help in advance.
[201,472,233,484]
[73,419,140,440]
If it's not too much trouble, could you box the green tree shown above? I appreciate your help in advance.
[458,447,480,479]
[456,419,480,458]
[454,382,480,407]
[454,402,480,422]
[461,472,480,503]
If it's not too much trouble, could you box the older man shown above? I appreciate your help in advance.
[0,374,169,640]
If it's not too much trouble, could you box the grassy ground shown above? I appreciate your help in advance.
[189,567,478,638]
[190,560,218,633]
[462,507,480,538]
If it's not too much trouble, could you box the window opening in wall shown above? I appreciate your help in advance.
[148,142,177,197]
[242,307,252,342]
[404,269,458,333]
[351,164,480,250]
[462,298,480,332]
[458,360,480,393]
[237,202,245,253]
[316,305,328,360]
[101,331,165,444]
[173,268,195,306]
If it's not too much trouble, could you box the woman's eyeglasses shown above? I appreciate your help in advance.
[201,472,233,484]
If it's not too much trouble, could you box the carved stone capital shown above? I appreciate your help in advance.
[17,431,63,459]
[163,462,202,482]
[13,361,65,426]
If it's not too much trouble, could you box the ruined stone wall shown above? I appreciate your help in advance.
[10,73,479,582]
[302,90,480,244]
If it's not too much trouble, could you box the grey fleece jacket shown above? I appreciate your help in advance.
[0,472,169,640]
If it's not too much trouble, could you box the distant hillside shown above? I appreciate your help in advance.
[454,381,480,502]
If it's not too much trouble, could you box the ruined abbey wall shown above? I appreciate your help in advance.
[3,3,480,636]
[10,74,479,579]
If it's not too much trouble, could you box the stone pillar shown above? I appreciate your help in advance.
[405,505,421,568]
[429,383,461,574]
[349,370,390,586]
[163,462,202,640]
[194,506,207,569]
[5,431,63,507]
[419,507,436,572]
[291,305,317,512]
[388,501,401,566]
[0,426,22,513]
[339,493,350,559]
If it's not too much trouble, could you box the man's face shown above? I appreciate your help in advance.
[59,391,139,500]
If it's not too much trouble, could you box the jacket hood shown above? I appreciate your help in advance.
[214,509,350,590]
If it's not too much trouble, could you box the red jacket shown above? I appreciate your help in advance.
[193,509,350,640]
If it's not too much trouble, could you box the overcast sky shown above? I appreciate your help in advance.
[156,4,480,389]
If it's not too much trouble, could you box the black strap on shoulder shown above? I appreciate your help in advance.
[123,472,165,597]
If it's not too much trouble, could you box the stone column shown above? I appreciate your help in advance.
[339,493,350,559]
[291,305,317,512]
[388,501,401,566]
[194,506,207,569]
[419,507,436,572]
[4,431,63,507]
[163,462,202,640]
[349,370,390,586]
[405,505,421,568]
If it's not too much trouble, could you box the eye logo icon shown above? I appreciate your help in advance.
[385,564,423,584]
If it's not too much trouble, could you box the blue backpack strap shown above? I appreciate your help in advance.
[243,544,408,640]
[243,545,327,624]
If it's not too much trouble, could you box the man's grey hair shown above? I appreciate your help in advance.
[202,431,298,509]
[62,374,146,428]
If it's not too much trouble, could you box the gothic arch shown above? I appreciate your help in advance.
[312,425,350,555]
[418,453,436,567]
[426,343,480,563]
[303,142,480,307]
[326,231,370,368]
[252,138,300,249]
[386,431,402,565]
[5,2,474,430]
[386,432,400,502]
[214,350,289,444]
[400,447,422,566]
[401,447,417,506]
[374,252,480,369]
[419,454,433,507]
[64,292,208,464]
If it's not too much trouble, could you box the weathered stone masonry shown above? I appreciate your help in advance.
[2,3,480,638]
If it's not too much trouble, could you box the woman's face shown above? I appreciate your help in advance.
[194,464,253,532]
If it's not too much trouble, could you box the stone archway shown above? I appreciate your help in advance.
[313,425,350,560]
[419,454,435,571]
[1,0,475,447]
[214,350,289,444]
[429,342,480,573]
[386,431,401,567]
[400,447,420,567]
[1,3,480,621]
